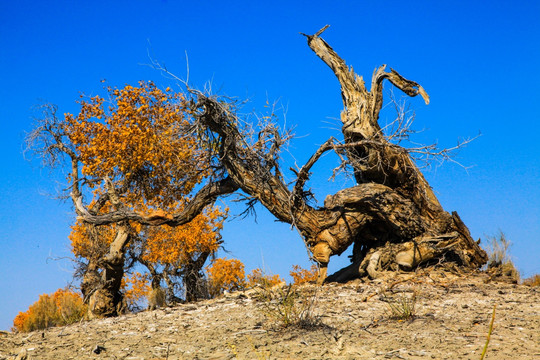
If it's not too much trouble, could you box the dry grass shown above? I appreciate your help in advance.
[255,284,322,329]
[484,230,512,268]
[479,305,497,360]
[383,290,417,320]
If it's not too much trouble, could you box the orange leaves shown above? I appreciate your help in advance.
[53,289,86,324]
[12,312,29,333]
[289,264,318,285]
[121,272,151,309]
[142,206,227,266]
[69,219,116,259]
[12,289,86,332]
[206,258,246,296]
[65,81,201,206]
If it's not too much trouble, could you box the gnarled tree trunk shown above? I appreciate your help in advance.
[301,26,487,282]
[183,251,211,302]
[81,226,129,319]
[189,26,487,283]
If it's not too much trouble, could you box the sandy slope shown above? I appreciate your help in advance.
[1,272,539,359]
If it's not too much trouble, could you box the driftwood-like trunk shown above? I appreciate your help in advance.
[301,26,487,281]
[190,27,487,283]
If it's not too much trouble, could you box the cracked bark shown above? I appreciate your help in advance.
[303,26,487,281]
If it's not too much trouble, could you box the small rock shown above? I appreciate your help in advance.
[93,345,106,354]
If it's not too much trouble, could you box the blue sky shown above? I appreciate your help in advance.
[1,1,539,330]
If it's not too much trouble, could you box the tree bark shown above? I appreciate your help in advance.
[183,251,211,302]
[81,227,129,318]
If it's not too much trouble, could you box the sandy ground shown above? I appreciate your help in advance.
[1,271,539,359]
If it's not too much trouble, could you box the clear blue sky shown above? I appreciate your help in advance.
[1,1,538,330]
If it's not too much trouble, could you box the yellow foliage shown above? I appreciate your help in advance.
[206,258,246,296]
[290,264,318,285]
[70,205,227,269]
[69,217,117,260]
[13,289,86,332]
[121,272,151,309]
[142,206,226,266]
[64,81,204,207]
[247,268,285,288]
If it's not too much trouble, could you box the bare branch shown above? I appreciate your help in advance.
[74,177,238,226]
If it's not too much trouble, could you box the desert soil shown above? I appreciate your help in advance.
[1,271,539,360]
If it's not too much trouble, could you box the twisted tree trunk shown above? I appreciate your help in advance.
[303,26,487,281]
[192,26,487,283]
[81,227,129,318]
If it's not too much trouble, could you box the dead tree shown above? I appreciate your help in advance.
[297,26,488,281]
[67,27,487,285]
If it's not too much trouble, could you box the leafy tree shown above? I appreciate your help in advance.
[27,82,234,318]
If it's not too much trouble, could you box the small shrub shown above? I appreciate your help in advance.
[484,231,512,268]
[206,257,246,297]
[54,289,86,324]
[483,231,520,283]
[13,288,86,332]
[522,274,540,287]
[247,268,284,288]
[147,286,166,310]
[290,264,318,285]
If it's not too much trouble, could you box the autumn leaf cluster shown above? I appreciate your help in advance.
[65,81,204,207]
[206,261,294,295]
[121,272,152,309]
[206,258,246,296]
[246,268,285,288]
[142,206,226,266]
